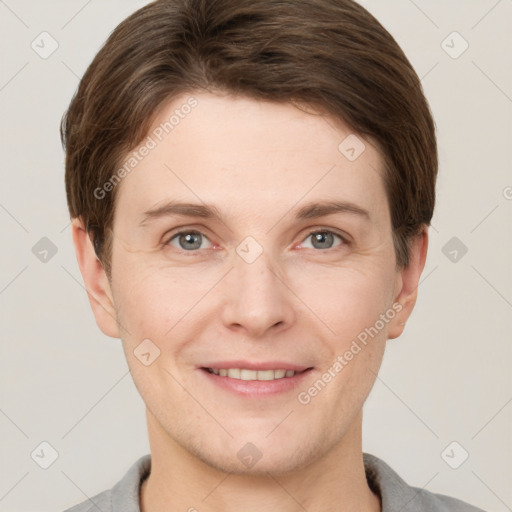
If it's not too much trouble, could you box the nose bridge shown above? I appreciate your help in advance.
[221,235,293,334]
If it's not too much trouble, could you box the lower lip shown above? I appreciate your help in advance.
[199,368,314,397]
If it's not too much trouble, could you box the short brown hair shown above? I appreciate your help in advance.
[61,0,437,277]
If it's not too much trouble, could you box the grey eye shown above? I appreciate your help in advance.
[302,231,342,250]
[168,231,212,251]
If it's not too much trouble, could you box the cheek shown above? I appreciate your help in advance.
[112,258,202,339]
[294,268,390,423]
[291,261,395,340]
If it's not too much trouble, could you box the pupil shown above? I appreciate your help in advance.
[314,232,332,249]
[181,232,200,250]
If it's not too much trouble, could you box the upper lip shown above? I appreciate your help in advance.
[199,361,312,372]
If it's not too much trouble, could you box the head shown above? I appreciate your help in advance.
[62,0,436,475]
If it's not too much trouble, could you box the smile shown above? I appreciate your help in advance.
[204,368,304,380]
[200,365,314,397]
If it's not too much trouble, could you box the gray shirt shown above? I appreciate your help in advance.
[63,453,486,511]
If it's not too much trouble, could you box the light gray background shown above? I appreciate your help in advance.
[0,1,511,511]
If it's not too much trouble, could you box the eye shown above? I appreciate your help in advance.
[300,230,346,250]
[164,228,347,253]
[166,230,213,251]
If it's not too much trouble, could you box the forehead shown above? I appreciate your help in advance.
[113,92,390,229]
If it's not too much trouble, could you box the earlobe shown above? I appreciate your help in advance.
[71,218,120,339]
[387,226,429,340]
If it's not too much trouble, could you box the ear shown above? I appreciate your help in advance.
[387,226,429,340]
[71,218,120,338]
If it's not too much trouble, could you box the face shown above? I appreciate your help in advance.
[83,92,421,476]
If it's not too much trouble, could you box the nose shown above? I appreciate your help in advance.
[220,245,295,338]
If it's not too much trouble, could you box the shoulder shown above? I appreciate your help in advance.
[363,453,487,512]
[60,454,151,512]
[61,489,111,512]
[407,486,487,511]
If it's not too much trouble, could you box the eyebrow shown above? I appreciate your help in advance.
[139,199,371,227]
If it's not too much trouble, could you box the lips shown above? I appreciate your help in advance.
[200,362,314,397]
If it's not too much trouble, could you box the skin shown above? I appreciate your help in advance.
[72,91,428,512]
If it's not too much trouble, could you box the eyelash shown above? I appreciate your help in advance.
[163,227,350,254]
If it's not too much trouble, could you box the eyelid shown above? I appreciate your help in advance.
[163,224,212,242]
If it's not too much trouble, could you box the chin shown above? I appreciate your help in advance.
[182,426,325,477]
[197,447,319,477]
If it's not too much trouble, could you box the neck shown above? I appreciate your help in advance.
[140,409,381,512]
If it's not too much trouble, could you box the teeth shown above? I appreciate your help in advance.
[240,369,258,380]
[227,368,240,379]
[207,368,299,380]
[256,370,275,381]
